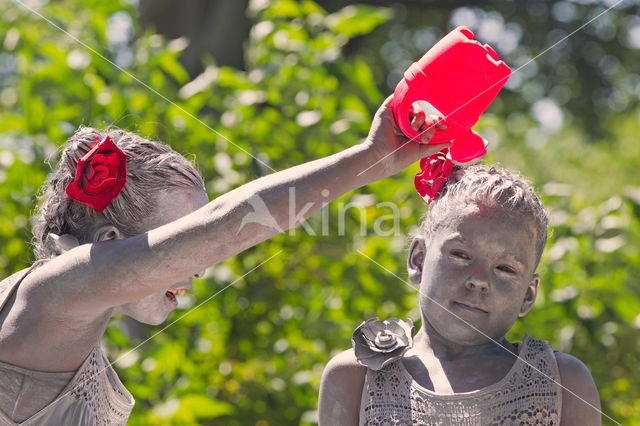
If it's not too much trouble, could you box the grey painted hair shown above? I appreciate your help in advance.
[31,127,206,259]
[418,164,549,267]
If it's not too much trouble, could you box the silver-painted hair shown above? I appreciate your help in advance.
[418,164,549,267]
[31,127,206,259]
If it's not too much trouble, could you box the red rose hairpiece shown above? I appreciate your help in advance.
[414,148,453,204]
[65,136,127,212]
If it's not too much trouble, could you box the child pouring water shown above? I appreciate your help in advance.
[0,98,447,425]
[319,163,601,425]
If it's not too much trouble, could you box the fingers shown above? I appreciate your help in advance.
[420,126,436,143]
[376,96,449,146]
[411,113,448,143]
[410,109,426,130]
[426,116,448,142]
[423,115,447,131]
[409,110,428,142]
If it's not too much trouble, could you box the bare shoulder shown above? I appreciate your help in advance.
[318,348,367,426]
[321,348,367,384]
[554,351,601,426]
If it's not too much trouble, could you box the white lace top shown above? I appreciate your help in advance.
[359,335,562,425]
[0,264,134,425]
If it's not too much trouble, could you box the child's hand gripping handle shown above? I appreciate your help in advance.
[391,73,486,164]
[391,66,462,145]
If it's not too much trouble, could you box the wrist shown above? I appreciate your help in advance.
[342,142,388,187]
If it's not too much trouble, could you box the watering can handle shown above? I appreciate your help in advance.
[392,78,487,163]
[391,69,459,144]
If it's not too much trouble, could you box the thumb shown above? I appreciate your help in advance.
[376,94,395,115]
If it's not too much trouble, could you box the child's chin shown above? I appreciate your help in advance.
[457,334,495,346]
[140,316,166,326]
[129,311,170,326]
[446,324,498,345]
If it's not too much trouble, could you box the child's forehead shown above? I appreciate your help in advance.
[433,205,535,239]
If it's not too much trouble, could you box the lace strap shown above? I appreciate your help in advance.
[68,347,134,425]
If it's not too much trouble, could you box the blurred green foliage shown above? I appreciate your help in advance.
[1,0,639,424]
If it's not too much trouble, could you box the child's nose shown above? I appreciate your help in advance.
[464,268,490,293]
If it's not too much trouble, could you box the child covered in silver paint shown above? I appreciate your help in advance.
[319,165,600,426]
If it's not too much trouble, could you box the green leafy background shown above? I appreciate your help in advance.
[1,0,639,424]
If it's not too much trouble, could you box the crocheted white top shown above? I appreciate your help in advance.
[359,335,562,425]
[0,264,134,425]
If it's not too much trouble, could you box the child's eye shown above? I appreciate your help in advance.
[450,250,470,260]
[497,265,516,274]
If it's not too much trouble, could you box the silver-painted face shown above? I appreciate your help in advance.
[116,187,208,325]
[410,206,540,346]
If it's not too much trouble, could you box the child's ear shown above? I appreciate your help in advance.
[92,225,125,243]
[518,274,540,317]
[407,236,426,285]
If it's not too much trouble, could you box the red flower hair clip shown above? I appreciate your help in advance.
[414,148,453,204]
[65,136,127,212]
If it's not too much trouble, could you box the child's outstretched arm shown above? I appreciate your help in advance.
[318,349,366,426]
[555,352,601,425]
[25,98,447,316]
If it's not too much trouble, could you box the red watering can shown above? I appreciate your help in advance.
[392,26,511,163]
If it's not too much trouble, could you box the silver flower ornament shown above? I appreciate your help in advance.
[352,317,414,371]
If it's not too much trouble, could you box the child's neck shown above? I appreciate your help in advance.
[414,320,516,362]
[404,323,520,394]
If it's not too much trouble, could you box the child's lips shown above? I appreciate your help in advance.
[168,287,189,296]
[165,290,178,305]
[165,287,190,306]
[453,301,488,314]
